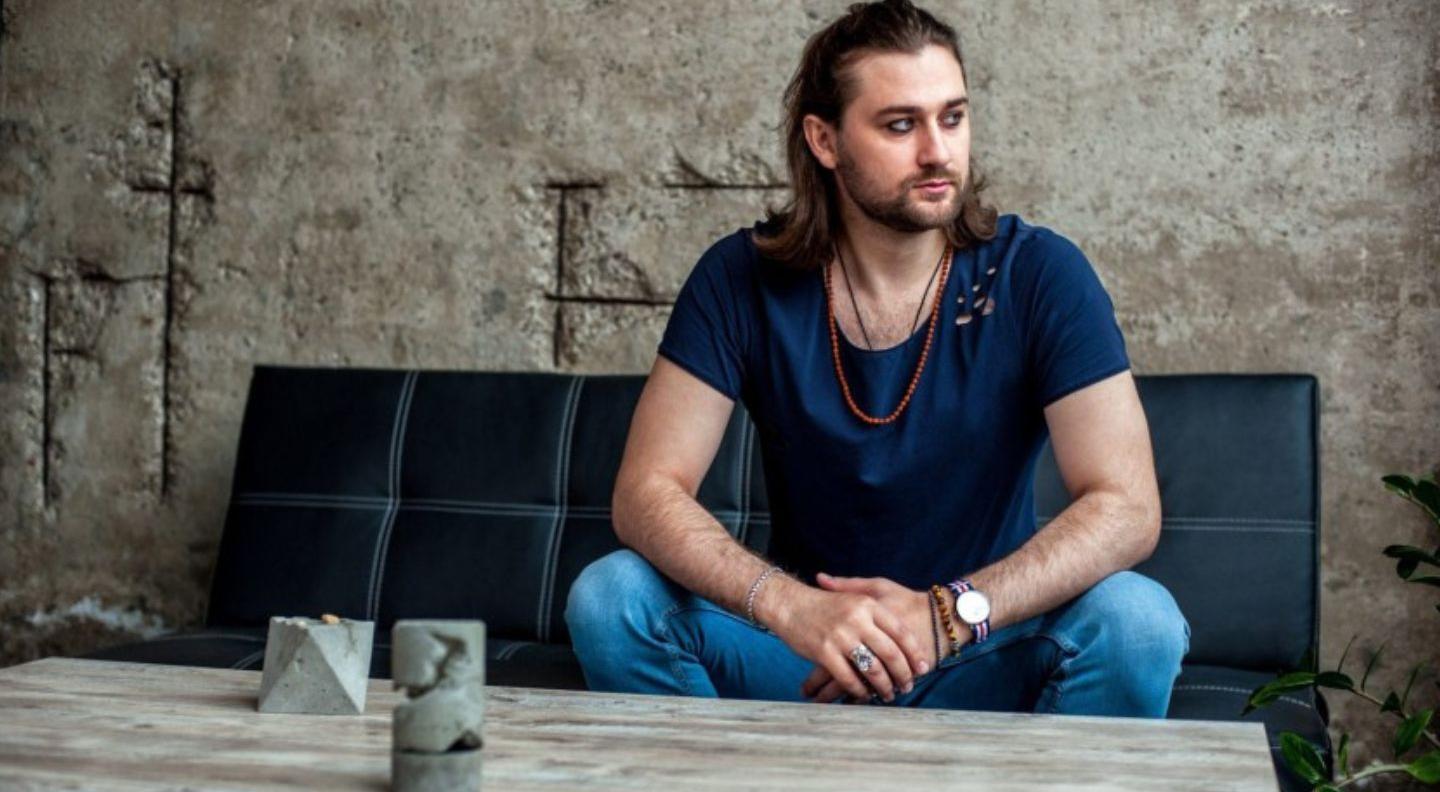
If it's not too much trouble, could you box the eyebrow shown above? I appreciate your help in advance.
[873,96,969,118]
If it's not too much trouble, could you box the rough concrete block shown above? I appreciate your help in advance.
[392,748,484,792]
[556,302,670,373]
[257,616,375,715]
[46,277,166,507]
[391,619,485,792]
[561,185,784,300]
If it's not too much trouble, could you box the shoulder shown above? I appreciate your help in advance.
[997,215,1099,294]
[998,215,1085,266]
[687,223,764,283]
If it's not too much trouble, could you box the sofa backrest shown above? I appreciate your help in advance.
[207,366,1318,672]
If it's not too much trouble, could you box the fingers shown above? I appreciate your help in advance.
[811,677,849,704]
[821,647,873,702]
[872,603,929,680]
[800,665,829,698]
[860,625,911,701]
[816,572,872,593]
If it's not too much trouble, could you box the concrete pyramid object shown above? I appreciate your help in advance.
[257,616,375,715]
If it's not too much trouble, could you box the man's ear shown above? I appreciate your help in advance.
[802,114,840,171]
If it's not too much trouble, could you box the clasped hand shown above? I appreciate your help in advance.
[774,573,939,705]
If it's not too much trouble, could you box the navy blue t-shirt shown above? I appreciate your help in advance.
[656,214,1131,591]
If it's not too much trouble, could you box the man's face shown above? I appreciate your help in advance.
[827,44,971,233]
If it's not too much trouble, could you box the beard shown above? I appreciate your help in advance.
[834,141,969,234]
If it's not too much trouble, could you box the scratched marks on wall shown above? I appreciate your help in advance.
[542,171,785,371]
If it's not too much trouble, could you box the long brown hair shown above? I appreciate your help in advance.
[754,0,999,272]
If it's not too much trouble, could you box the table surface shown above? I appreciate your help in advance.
[0,657,1279,791]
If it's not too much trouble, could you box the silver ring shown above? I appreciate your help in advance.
[849,643,876,673]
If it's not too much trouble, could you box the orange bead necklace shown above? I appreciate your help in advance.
[823,241,952,426]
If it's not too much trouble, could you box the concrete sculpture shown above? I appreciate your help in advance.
[257,614,375,715]
[391,619,486,791]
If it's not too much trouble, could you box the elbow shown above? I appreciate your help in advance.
[611,478,638,548]
[1131,497,1163,566]
[610,471,676,549]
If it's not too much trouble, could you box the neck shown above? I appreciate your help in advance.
[834,202,948,296]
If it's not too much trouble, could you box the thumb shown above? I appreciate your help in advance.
[816,572,855,588]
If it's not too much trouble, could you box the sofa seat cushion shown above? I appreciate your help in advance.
[1168,663,1332,792]
[83,629,271,671]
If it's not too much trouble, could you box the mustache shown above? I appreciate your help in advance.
[911,172,962,185]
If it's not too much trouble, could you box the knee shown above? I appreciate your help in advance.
[564,548,666,643]
[1072,570,1190,669]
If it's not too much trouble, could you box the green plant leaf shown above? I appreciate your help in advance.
[1401,663,1427,709]
[1336,635,1357,675]
[1394,709,1434,758]
[1403,574,1440,588]
[1275,671,1318,688]
[1314,671,1354,691]
[1363,642,1388,690]
[1337,732,1351,778]
[1406,750,1440,783]
[1314,786,1340,792]
[1384,474,1418,496]
[1384,544,1440,565]
[1244,672,1317,715]
[1382,691,1403,714]
[1398,557,1420,579]
[1413,479,1440,523]
[1280,732,1327,784]
[1297,645,1318,673]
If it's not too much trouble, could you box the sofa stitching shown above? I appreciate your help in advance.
[230,649,265,670]
[1039,518,1312,535]
[366,371,419,621]
[232,496,770,522]
[495,642,527,661]
[1171,683,1315,710]
[1040,515,1314,527]
[236,493,390,506]
[537,376,583,644]
[235,498,389,511]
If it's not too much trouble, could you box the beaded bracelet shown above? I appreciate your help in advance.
[930,584,962,657]
[745,565,784,627]
[927,587,943,671]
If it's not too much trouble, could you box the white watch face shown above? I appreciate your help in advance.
[956,590,990,624]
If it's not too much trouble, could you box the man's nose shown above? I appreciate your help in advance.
[917,122,951,167]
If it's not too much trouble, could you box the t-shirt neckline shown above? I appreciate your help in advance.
[823,250,957,356]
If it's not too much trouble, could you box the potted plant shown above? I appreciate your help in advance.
[1245,471,1440,790]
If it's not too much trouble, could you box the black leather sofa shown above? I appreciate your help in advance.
[86,365,1330,790]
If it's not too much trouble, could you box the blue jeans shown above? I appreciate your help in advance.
[565,549,1191,716]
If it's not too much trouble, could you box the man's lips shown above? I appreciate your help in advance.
[916,180,952,190]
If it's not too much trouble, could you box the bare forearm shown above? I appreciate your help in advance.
[963,491,1158,633]
[613,476,801,628]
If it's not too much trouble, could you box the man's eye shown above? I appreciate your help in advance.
[887,113,965,133]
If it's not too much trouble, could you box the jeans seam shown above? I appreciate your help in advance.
[656,601,694,696]
[671,603,768,633]
[1035,632,1080,715]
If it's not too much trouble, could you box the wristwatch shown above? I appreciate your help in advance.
[946,578,991,644]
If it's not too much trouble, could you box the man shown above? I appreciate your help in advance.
[565,0,1189,715]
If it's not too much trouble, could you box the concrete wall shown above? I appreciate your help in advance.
[1,0,1435,779]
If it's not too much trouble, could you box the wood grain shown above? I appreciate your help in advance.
[0,658,1278,791]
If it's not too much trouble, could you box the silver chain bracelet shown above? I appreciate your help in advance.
[745,565,784,627]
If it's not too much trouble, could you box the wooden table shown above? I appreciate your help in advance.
[0,657,1278,791]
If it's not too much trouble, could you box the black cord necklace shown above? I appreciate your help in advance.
[834,241,946,351]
